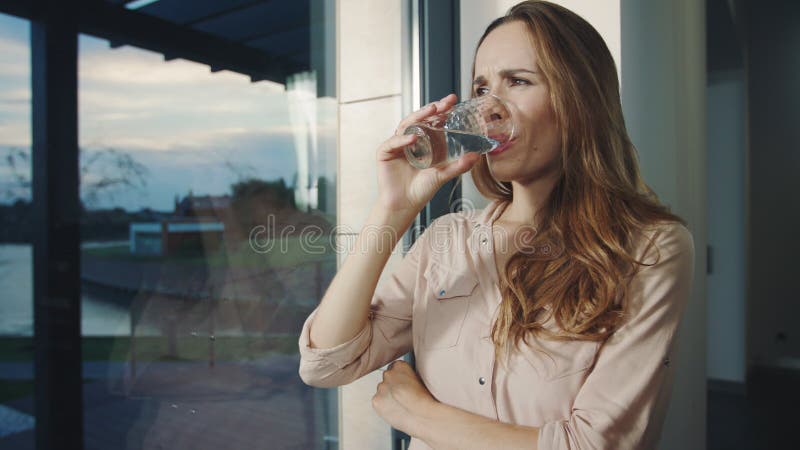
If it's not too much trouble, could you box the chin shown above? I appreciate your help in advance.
[486,161,525,183]
[488,159,560,185]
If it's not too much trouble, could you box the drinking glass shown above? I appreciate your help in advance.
[403,94,515,169]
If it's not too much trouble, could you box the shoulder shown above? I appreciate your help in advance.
[422,197,504,231]
[410,209,484,259]
[420,206,485,237]
[651,221,694,256]
[620,222,696,322]
[632,221,695,271]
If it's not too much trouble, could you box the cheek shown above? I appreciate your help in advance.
[533,101,558,129]
[522,113,562,166]
[515,100,556,139]
[517,113,559,154]
[533,103,560,145]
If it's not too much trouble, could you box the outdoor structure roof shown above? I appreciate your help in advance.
[1,0,315,84]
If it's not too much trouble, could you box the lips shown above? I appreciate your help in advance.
[488,138,515,156]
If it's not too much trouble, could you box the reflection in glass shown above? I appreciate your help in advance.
[73,2,338,448]
[0,12,35,449]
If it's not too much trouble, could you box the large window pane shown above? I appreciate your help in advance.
[0,12,35,450]
[77,2,337,449]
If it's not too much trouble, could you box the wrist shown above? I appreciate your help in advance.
[351,205,411,257]
[367,204,417,233]
[415,398,447,446]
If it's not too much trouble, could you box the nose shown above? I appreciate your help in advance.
[487,82,511,100]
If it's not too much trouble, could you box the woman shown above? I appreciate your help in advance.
[299,1,694,449]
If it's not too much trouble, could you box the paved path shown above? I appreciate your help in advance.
[0,361,131,380]
[0,356,338,450]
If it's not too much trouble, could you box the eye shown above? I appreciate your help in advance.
[511,78,530,86]
[475,86,489,96]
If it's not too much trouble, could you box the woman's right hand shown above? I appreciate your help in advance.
[375,94,481,216]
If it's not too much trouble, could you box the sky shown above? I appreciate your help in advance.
[0,12,336,212]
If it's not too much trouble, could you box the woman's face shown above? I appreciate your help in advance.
[473,21,562,184]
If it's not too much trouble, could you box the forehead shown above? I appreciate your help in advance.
[474,21,539,74]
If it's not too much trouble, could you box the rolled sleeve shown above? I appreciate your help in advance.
[298,220,436,388]
[299,307,373,369]
[537,223,695,450]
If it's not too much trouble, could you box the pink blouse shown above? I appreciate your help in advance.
[298,198,695,449]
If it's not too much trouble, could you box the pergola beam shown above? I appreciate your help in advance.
[0,0,306,84]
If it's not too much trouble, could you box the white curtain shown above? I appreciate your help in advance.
[286,71,319,212]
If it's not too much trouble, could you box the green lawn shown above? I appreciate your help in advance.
[0,335,299,363]
[83,236,336,269]
[0,379,99,404]
[0,379,34,404]
[0,335,300,403]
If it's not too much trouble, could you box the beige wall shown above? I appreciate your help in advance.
[336,1,407,449]
[619,1,707,448]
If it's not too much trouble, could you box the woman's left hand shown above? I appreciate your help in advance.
[372,360,437,436]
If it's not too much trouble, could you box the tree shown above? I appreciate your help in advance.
[230,178,295,210]
[2,146,149,207]
[3,147,31,201]
[80,148,149,207]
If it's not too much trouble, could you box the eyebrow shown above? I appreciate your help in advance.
[473,69,538,85]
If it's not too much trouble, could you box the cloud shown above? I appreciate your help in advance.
[0,23,339,211]
[80,125,290,152]
[0,37,29,78]
[79,134,303,211]
[0,87,31,106]
[0,122,30,147]
[75,39,336,153]
[79,35,285,92]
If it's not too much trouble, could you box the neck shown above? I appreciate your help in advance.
[500,171,560,225]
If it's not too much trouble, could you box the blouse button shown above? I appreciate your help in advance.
[478,377,486,385]
[439,289,446,296]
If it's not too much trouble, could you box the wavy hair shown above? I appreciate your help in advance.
[469,1,684,356]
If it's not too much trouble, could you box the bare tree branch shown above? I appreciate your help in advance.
[1,146,150,207]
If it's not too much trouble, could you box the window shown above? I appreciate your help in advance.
[77,1,338,447]
[0,1,338,448]
[0,12,35,449]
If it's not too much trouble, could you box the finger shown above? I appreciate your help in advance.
[395,103,438,135]
[395,93,460,135]
[389,360,409,371]
[377,134,416,161]
[434,93,458,112]
[435,151,481,181]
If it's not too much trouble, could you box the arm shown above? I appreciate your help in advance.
[419,402,540,450]
[305,94,472,351]
[298,208,423,387]
[373,360,540,450]
[308,203,415,350]
[298,94,480,387]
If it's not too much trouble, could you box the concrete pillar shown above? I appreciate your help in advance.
[620,1,707,447]
[336,1,406,448]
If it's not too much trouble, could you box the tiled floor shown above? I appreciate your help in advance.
[0,357,335,450]
[707,366,799,450]
[2,364,797,449]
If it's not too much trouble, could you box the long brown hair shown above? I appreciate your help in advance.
[470,1,684,356]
